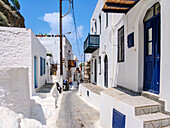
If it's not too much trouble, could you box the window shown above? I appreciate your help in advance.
[127,32,134,48]
[87,91,89,97]
[147,28,153,56]
[95,21,97,35]
[91,60,93,74]
[106,12,108,28]
[144,3,160,22]
[43,59,46,74]
[99,56,101,74]
[99,14,101,34]
[40,57,43,76]
[118,26,124,62]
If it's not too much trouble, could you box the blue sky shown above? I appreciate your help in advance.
[17,0,98,61]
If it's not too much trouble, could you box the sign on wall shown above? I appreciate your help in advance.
[68,60,76,67]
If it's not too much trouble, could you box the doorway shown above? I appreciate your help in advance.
[34,56,38,89]
[94,59,97,84]
[144,3,160,94]
[104,55,108,88]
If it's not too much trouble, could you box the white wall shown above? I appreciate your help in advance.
[159,0,170,111]
[38,36,74,82]
[90,0,123,88]
[98,0,170,111]
[115,0,161,92]
[31,31,46,95]
[46,56,53,83]
[37,37,60,64]
[79,84,100,110]
[0,27,47,96]
[100,92,142,128]
[63,37,73,80]
[0,27,32,94]
[0,67,30,117]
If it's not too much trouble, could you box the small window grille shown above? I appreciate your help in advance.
[112,109,126,128]
[87,91,89,97]
[127,32,134,48]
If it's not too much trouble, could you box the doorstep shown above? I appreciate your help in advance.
[102,88,161,108]
[100,88,170,128]
[36,83,54,93]
[80,83,105,95]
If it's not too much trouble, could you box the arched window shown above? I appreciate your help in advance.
[144,3,160,22]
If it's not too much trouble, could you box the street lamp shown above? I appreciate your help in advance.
[63,32,71,35]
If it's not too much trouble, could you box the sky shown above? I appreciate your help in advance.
[17,0,98,61]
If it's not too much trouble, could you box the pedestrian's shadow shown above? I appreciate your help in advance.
[30,99,46,125]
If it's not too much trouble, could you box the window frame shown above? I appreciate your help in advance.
[91,60,93,74]
[99,14,101,34]
[127,32,134,48]
[106,12,108,28]
[99,56,101,75]
[118,26,125,63]
[40,57,43,76]
[43,58,46,74]
[95,20,97,35]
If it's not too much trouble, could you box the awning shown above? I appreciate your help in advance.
[102,0,140,13]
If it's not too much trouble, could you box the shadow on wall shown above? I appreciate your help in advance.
[30,99,46,125]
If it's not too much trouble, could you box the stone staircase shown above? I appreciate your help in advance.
[135,92,170,128]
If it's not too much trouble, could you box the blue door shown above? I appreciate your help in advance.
[34,56,37,89]
[144,14,160,94]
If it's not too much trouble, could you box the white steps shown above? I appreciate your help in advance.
[137,113,170,128]
[135,105,163,116]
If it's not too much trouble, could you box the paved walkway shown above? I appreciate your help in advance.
[56,89,100,128]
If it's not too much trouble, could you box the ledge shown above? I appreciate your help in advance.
[80,83,105,95]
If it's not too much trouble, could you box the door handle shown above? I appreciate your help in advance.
[155,57,160,59]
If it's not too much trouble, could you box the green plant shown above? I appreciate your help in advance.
[10,0,20,10]
[46,53,53,57]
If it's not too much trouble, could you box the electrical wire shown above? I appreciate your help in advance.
[71,0,83,58]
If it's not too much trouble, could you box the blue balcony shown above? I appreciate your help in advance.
[84,34,100,53]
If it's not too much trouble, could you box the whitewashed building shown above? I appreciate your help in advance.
[0,27,47,97]
[37,35,74,82]
[80,0,170,128]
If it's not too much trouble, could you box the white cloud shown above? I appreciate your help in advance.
[77,25,83,38]
[42,12,83,44]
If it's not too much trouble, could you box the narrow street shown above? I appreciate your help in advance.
[56,89,100,128]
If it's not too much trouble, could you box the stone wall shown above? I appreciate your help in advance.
[0,0,25,27]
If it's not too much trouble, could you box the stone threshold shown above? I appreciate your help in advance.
[36,83,54,93]
[102,87,161,108]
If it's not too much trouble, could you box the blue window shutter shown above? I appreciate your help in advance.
[42,58,44,75]
[112,109,126,128]
[128,32,134,48]
[40,57,43,76]
[40,57,41,76]
[44,59,46,74]
[34,56,37,89]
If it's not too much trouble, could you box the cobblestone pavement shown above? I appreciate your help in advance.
[56,89,100,128]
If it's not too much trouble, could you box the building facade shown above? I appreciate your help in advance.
[37,35,74,82]
[81,0,170,127]
[0,27,47,96]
